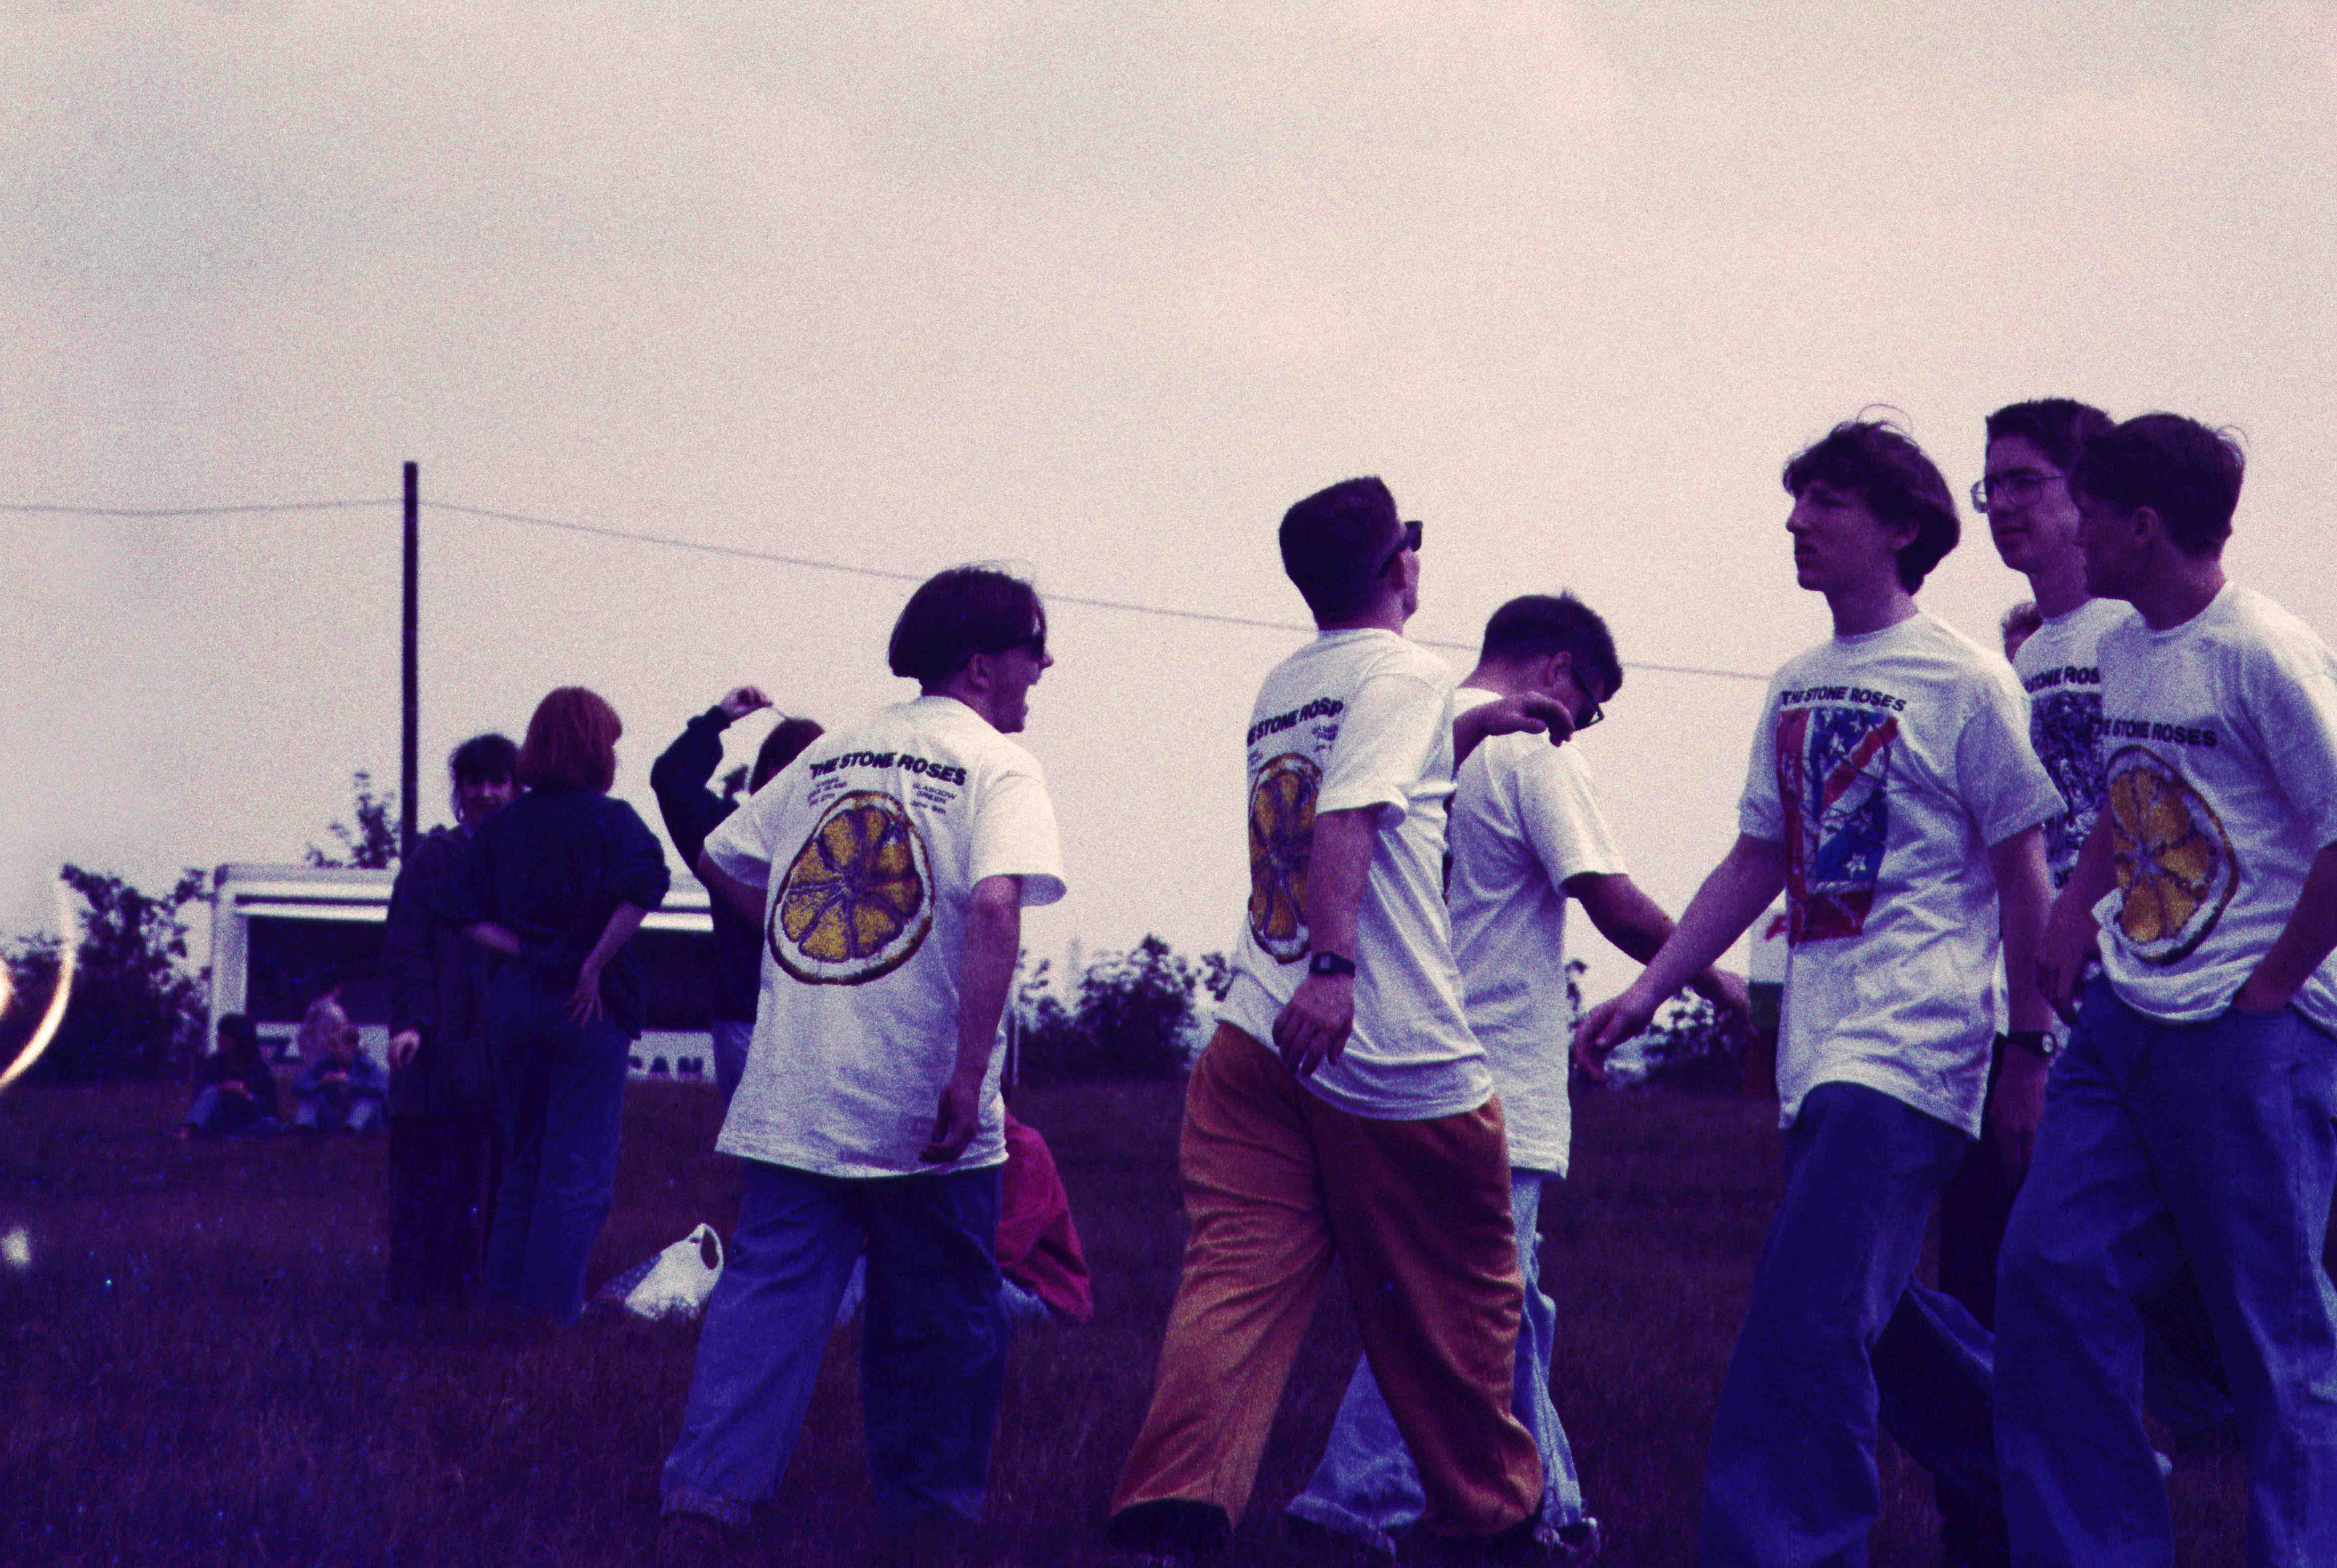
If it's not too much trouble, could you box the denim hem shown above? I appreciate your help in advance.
[661,1488,751,1529]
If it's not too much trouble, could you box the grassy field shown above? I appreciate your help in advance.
[0,1076,2250,1566]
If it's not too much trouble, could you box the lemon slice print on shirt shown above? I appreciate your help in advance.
[769,790,935,985]
[1248,754,1320,964]
[2104,746,2237,966]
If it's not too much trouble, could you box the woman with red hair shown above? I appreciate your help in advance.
[453,686,670,1325]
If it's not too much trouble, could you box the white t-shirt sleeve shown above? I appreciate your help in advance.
[1953,668,2064,847]
[1517,749,1628,885]
[702,785,781,888]
[2238,628,2337,849]
[1318,671,1446,818]
[969,763,1069,907]
[1737,683,1786,842]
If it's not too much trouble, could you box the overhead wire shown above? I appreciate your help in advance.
[6,490,1772,682]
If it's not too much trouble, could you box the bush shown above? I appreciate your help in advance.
[1633,991,1749,1094]
[1,865,211,1083]
[1016,936,1218,1083]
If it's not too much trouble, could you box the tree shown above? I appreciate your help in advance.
[1,866,210,1083]
[307,771,400,869]
[1016,935,1211,1083]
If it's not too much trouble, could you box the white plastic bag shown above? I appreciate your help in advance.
[623,1223,725,1320]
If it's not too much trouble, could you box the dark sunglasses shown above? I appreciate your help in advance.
[1380,518,1424,577]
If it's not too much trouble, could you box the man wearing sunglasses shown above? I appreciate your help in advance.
[1286,591,1750,1560]
[1108,478,1573,1563]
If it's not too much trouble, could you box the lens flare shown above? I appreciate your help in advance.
[0,882,79,1095]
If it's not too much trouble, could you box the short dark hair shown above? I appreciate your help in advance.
[1782,420,1961,592]
[1279,477,1401,624]
[448,732,518,786]
[888,567,1047,688]
[1984,398,2114,473]
[1480,593,1623,701]
[2068,413,2245,558]
[752,717,825,792]
[515,687,621,793]
[216,1013,259,1056]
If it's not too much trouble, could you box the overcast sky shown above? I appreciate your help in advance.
[6,1,2336,1003]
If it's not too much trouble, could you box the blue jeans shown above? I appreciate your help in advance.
[1286,1170,1585,1552]
[483,968,632,1324]
[183,1085,279,1137]
[1700,1081,1998,1568]
[662,1160,1007,1529]
[1996,977,2337,1567]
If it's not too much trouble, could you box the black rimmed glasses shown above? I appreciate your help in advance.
[1970,469,2064,515]
[1568,665,1607,730]
[1380,518,1424,577]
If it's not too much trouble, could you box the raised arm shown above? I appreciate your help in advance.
[1453,691,1574,769]
[923,875,1023,1164]
[1574,834,1785,1078]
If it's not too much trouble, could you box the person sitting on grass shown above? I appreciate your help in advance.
[289,1018,388,1136]
[178,1013,282,1139]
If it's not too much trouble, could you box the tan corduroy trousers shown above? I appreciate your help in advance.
[1110,1024,1541,1539]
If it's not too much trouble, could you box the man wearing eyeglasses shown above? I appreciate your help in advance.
[1285,591,1750,1561]
[1107,478,1574,1563]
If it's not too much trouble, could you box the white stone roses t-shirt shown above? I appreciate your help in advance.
[707,695,1066,1178]
[2014,597,2133,888]
[1448,687,1627,1175]
[1739,612,2061,1137]
[2089,586,2337,1034]
[1219,628,1492,1120]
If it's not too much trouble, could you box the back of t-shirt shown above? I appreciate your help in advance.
[1217,629,1490,1120]
[705,695,1066,1178]
[1448,686,1626,1176]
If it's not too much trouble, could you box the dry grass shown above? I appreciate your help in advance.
[0,1078,2249,1566]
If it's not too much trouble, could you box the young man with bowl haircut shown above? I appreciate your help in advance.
[2000,414,2337,1566]
[657,566,1066,1563]
[1577,420,2059,1565]
[1107,477,1569,1562]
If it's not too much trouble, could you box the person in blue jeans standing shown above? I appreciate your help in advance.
[453,685,670,1327]
[2006,413,2337,1567]
[1578,419,2061,1566]
[656,567,1066,1567]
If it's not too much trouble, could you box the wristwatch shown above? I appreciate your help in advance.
[2001,1028,2056,1059]
[1308,951,1357,978]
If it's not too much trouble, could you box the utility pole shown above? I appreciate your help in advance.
[401,461,419,858]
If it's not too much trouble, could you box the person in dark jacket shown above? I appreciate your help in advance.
[382,732,518,1304]
[453,687,671,1325]
[178,1013,281,1138]
[648,687,823,1101]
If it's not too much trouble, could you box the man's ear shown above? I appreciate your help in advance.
[2130,505,2164,550]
